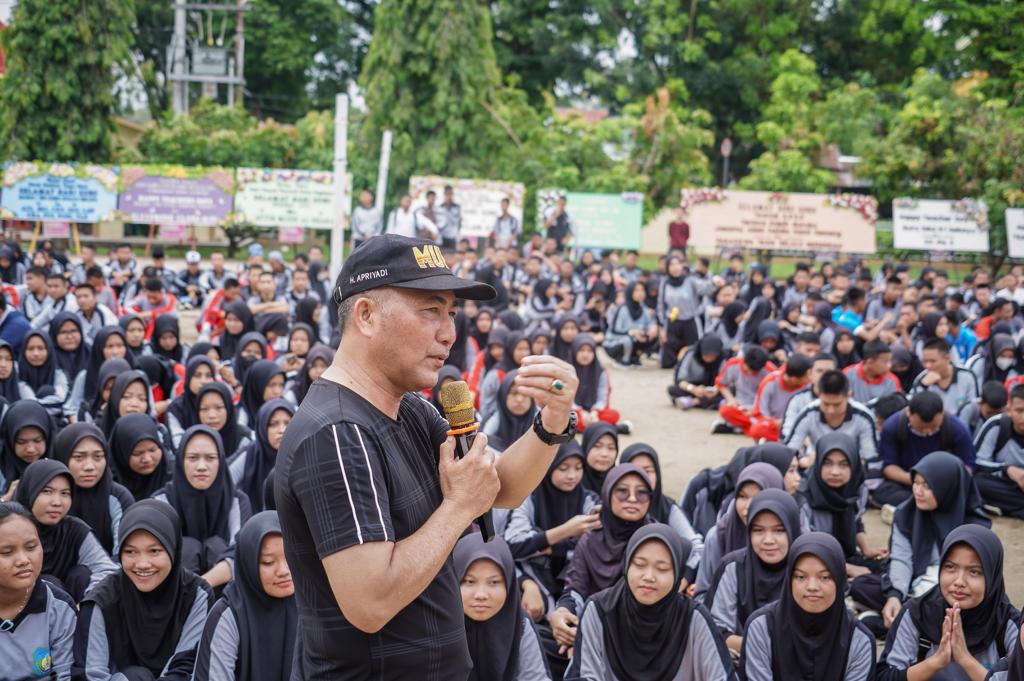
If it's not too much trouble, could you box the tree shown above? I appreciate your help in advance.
[0,0,135,161]
[132,0,175,121]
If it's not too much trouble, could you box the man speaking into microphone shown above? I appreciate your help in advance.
[275,234,579,680]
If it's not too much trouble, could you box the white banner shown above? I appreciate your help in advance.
[1007,208,1024,259]
[892,198,989,252]
[409,176,525,239]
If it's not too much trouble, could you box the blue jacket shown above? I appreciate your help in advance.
[0,308,31,354]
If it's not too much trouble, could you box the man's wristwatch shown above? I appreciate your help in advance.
[532,410,578,446]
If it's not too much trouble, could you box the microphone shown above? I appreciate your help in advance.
[438,380,495,541]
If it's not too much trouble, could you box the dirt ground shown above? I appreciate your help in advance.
[604,354,1024,605]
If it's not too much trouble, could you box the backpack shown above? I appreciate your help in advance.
[895,412,954,451]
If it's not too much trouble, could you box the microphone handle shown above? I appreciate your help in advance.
[454,429,495,542]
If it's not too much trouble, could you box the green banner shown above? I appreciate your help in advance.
[538,190,644,249]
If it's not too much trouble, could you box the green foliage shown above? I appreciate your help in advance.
[132,0,175,121]
[0,0,135,162]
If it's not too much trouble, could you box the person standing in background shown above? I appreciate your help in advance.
[543,196,574,253]
[668,208,690,254]
[439,185,462,250]
[492,197,520,249]
[350,189,383,250]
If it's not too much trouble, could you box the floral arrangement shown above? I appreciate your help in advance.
[236,168,335,188]
[952,198,989,230]
[679,187,726,213]
[827,193,879,224]
[3,161,39,187]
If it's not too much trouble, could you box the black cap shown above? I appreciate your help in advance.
[333,234,495,304]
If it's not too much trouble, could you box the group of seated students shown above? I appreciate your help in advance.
[4,234,1024,680]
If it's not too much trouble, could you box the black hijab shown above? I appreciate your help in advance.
[623,282,645,320]
[292,344,334,405]
[742,298,774,344]
[447,311,472,373]
[470,307,494,349]
[241,359,285,424]
[908,525,1017,657]
[164,425,236,542]
[720,301,746,338]
[483,328,509,373]
[804,432,863,557]
[769,532,858,681]
[984,333,1017,383]
[137,354,177,402]
[0,340,20,402]
[86,358,132,419]
[746,442,797,481]
[109,413,169,501]
[571,334,604,411]
[495,330,527,374]
[532,442,589,549]
[294,297,321,342]
[580,421,619,494]
[682,335,725,384]
[551,316,580,362]
[0,245,18,283]
[49,311,89,378]
[489,370,535,452]
[497,309,524,331]
[152,314,184,363]
[84,326,133,402]
[239,400,294,514]
[197,381,245,455]
[716,463,784,556]
[430,365,464,414]
[85,500,206,675]
[52,422,126,553]
[592,525,694,681]
[832,329,861,369]
[454,534,524,681]
[919,312,944,342]
[285,322,314,359]
[0,401,53,487]
[528,326,551,355]
[100,370,152,438]
[224,511,298,681]
[218,301,256,359]
[188,341,217,362]
[119,314,148,361]
[619,443,674,523]
[890,343,922,393]
[232,331,269,371]
[18,330,56,392]
[168,355,216,430]
[14,459,93,581]
[570,463,654,596]
[894,451,990,581]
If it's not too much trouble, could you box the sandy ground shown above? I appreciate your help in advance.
[604,354,1024,605]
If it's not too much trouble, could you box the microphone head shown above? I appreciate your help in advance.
[438,380,476,428]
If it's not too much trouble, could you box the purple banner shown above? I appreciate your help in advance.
[119,174,232,226]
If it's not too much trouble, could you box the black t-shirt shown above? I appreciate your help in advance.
[275,379,472,680]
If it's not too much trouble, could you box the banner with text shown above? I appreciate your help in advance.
[410,176,525,239]
[1,162,119,223]
[1007,208,1024,259]
[892,198,989,252]
[235,168,351,230]
[536,190,644,250]
[680,188,878,254]
[118,166,234,227]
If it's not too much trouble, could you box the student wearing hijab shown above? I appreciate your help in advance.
[216,301,255,361]
[74,500,213,681]
[50,310,89,422]
[197,381,252,459]
[551,316,581,363]
[479,330,530,425]
[238,359,285,428]
[917,311,961,363]
[278,323,314,377]
[108,413,171,503]
[580,421,619,494]
[429,365,464,415]
[695,463,784,602]
[850,451,991,629]
[285,343,333,406]
[705,488,801,655]
[469,326,508,399]
[294,296,326,345]
[229,400,294,514]
[80,357,132,424]
[83,325,133,407]
[525,277,562,327]
[669,335,725,410]
[571,334,622,430]
[549,464,654,655]
[120,314,151,361]
[52,422,134,556]
[469,306,495,352]
[742,532,876,681]
[454,533,551,681]
[891,343,925,393]
[619,443,704,583]
[712,300,747,355]
[878,525,1019,680]
[0,339,21,405]
[154,425,252,574]
[14,460,118,601]
[166,355,217,448]
[444,311,475,374]
[151,314,186,366]
[18,329,69,418]
[529,327,552,357]
[483,370,539,452]
[0,501,78,681]
[604,282,659,367]
[969,333,1018,386]
[568,525,734,681]
[193,511,298,681]
[833,328,862,370]
[0,400,54,500]
[99,370,155,439]
[231,331,270,369]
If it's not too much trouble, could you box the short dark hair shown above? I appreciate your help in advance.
[812,352,837,365]
[923,337,950,355]
[144,278,164,292]
[795,331,821,345]
[86,265,105,280]
[909,391,944,421]
[224,277,240,289]
[785,353,813,378]
[742,345,769,372]
[426,190,436,198]
[874,393,908,421]
[116,242,131,251]
[75,282,95,294]
[818,370,849,396]
[886,276,902,286]
[1008,383,1024,405]
[45,273,66,284]
[0,501,35,529]
[862,340,891,360]
[984,380,1010,409]
[845,287,866,305]
[26,266,47,278]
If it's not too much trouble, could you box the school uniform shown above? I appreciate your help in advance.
[973,413,1024,518]
[0,579,77,681]
[783,397,879,465]
[228,399,294,514]
[844,362,902,406]
[911,366,980,417]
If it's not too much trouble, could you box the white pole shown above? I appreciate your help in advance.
[172,0,187,114]
[374,129,393,214]
[330,94,349,284]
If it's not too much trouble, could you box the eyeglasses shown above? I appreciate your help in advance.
[611,487,650,502]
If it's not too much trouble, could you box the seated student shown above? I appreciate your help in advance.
[550,316,581,363]
[277,323,314,379]
[120,314,152,362]
[580,421,619,494]
[75,500,212,681]
[52,423,134,556]
[50,311,89,422]
[238,359,285,428]
[568,525,734,681]
[799,433,888,577]
[549,464,654,657]
[154,426,252,574]
[454,534,552,681]
[0,501,77,681]
[0,339,20,408]
[505,442,599,611]
[529,327,551,357]
[603,282,659,367]
[229,400,294,514]
[284,344,333,406]
[850,452,990,630]
[959,380,1008,438]
[844,339,901,405]
[705,488,801,656]
[166,356,217,448]
[15,460,118,601]
[710,299,747,355]
[973,383,1024,518]
[571,334,624,430]
[669,335,725,411]
[483,370,539,453]
[832,328,862,370]
[197,382,253,460]
[469,325,505,398]
[780,352,838,440]
[215,302,256,361]
[784,369,879,467]
[876,392,976,508]
[193,511,297,681]
[741,533,877,681]
[967,332,1018,388]
[79,358,132,424]
[479,330,530,425]
[618,443,704,583]
[108,413,171,502]
[877,525,1019,681]
[18,330,70,419]
[913,338,980,416]
[82,326,134,402]
[0,400,55,501]
[745,352,812,441]
[713,345,776,435]
[150,314,187,367]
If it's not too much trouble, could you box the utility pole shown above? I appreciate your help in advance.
[330,94,350,283]
[172,0,188,114]
[168,1,249,115]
